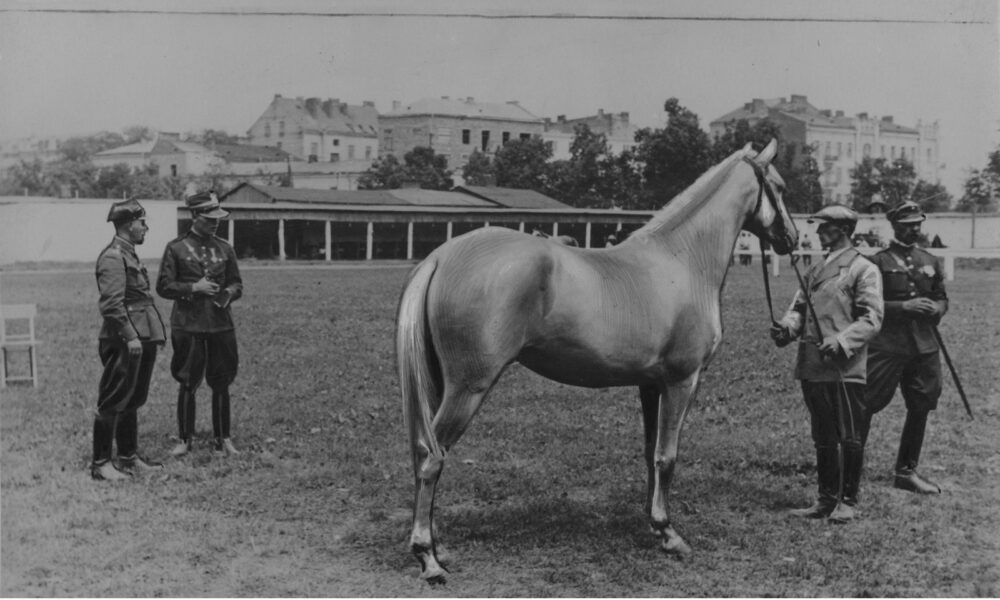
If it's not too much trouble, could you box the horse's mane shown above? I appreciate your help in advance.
[630,148,748,241]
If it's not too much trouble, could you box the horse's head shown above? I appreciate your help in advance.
[740,139,799,255]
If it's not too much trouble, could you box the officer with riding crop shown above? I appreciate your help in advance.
[91,199,167,481]
[771,205,883,523]
[862,201,948,494]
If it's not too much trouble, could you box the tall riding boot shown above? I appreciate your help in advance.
[790,445,839,518]
[91,415,129,481]
[116,410,162,472]
[212,387,238,455]
[894,411,940,494]
[829,443,864,523]
[171,387,196,457]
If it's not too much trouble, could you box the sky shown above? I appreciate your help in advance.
[1,0,998,195]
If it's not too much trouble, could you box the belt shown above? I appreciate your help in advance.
[125,297,156,308]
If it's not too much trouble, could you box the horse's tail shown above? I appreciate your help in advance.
[396,258,444,471]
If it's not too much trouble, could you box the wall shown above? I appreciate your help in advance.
[0,198,179,264]
[794,212,1000,249]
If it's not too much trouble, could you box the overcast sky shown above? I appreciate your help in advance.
[1,0,997,194]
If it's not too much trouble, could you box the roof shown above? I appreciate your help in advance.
[543,112,640,142]
[711,95,919,134]
[210,143,293,163]
[96,136,213,157]
[95,139,156,156]
[258,96,379,137]
[220,183,495,207]
[452,186,572,209]
[382,97,542,123]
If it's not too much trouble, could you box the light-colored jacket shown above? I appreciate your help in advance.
[779,247,883,383]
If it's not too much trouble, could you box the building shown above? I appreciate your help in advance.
[710,94,941,205]
[92,132,220,177]
[0,136,65,170]
[541,110,640,160]
[245,95,379,165]
[378,97,545,170]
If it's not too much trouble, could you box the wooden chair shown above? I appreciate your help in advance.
[1,303,39,387]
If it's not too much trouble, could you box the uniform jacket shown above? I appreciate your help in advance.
[156,230,243,333]
[779,247,883,383]
[868,242,948,355]
[96,236,166,343]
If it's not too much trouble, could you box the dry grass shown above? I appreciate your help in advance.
[1,262,998,597]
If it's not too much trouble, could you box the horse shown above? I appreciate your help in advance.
[396,139,798,583]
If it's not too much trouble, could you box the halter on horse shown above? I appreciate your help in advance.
[396,139,798,583]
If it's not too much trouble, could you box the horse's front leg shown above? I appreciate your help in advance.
[649,372,699,557]
[638,384,660,515]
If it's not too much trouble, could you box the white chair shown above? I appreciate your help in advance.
[1,303,39,387]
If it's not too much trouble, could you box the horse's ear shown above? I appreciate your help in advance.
[754,138,778,167]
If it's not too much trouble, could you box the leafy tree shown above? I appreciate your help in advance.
[122,125,155,145]
[493,137,552,189]
[403,146,453,190]
[59,132,126,162]
[358,154,407,189]
[956,169,998,212]
[850,156,917,211]
[910,179,952,213]
[192,129,241,146]
[461,150,494,185]
[710,118,782,161]
[630,98,713,210]
[0,159,54,196]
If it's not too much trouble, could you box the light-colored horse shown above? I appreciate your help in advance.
[396,140,798,582]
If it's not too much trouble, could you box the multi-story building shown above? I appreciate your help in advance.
[93,132,220,177]
[541,109,640,160]
[710,94,941,205]
[246,95,379,165]
[378,96,544,169]
[0,136,65,169]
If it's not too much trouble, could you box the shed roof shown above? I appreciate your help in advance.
[452,186,572,209]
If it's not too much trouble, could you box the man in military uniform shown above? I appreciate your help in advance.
[156,191,243,457]
[862,201,948,494]
[771,205,883,522]
[92,198,167,481]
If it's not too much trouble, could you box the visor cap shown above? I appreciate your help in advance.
[107,198,146,225]
[185,190,229,219]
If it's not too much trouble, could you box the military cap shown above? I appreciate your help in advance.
[185,190,229,219]
[886,201,925,223]
[106,198,146,224]
[807,204,858,224]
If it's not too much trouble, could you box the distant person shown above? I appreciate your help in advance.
[605,233,618,248]
[862,201,948,495]
[91,199,167,481]
[738,237,752,266]
[770,205,883,523]
[800,233,814,266]
[157,191,244,457]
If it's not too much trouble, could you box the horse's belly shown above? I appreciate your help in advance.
[516,345,661,388]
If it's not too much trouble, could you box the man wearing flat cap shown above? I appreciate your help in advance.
[862,200,948,494]
[92,198,167,481]
[771,205,883,522]
[156,191,243,457]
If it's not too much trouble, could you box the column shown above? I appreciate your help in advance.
[227,219,235,246]
[278,218,286,261]
[407,222,414,260]
[324,220,332,262]
[585,222,592,248]
[552,222,559,236]
[446,222,453,241]
[366,222,374,260]
[518,222,525,233]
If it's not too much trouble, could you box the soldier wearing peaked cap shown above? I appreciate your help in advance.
[771,204,883,522]
[862,201,948,494]
[91,198,167,481]
[156,191,243,457]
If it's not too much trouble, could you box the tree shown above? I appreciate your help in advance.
[461,150,494,186]
[493,137,552,189]
[630,98,713,210]
[59,132,126,162]
[403,146,453,190]
[956,169,998,213]
[0,159,54,196]
[910,179,952,213]
[850,156,917,211]
[192,129,241,146]
[122,125,155,145]
[710,118,782,161]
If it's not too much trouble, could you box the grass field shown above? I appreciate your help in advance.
[1,262,998,597]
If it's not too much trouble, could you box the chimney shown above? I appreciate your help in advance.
[274,93,282,100]
[881,115,894,123]
[856,112,868,120]
[743,102,751,110]
[362,100,375,107]
[597,108,605,117]
[392,100,401,111]
[751,98,766,112]
[820,109,832,117]
[557,115,566,123]
[322,99,334,117]
[442,96,449,100]
[790,94,807,104]
[619,111,630,125]
[465,96,474,103]
[305,97,321,115]
[835,110,844,117]
[339,102,348,115]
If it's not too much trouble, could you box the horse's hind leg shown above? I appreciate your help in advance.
[410,382,495,583]
[649,372,700,557]
[638,384,660,515]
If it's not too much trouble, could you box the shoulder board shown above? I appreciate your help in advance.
[100,244,122,258]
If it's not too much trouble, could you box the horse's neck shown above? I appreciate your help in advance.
[638,170,751,291]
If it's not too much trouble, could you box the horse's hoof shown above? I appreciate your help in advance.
[421,567,447,585]
[661,536,692,558]
[435,543,452,568]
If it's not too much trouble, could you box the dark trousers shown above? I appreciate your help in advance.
[93,340,158,463]
[801,380,869,504]
[864,350,942,415]
[170,330,238,441]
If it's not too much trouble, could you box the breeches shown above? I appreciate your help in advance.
[96,339,158,417]
[800,381,868,448]
[863,350,941,415]
[170,330,239,391]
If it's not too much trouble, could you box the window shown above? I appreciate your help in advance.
[900,147,906,159]
[437,127,452,146]
[927,148,932,163]
[348,145,355,159]
[308,154,317,163]
[863,143,871,157]
[170,164,177,177]
[825,141,831,156]
[279,121,285,137]
[502,131,510,144]
[264,123,271,137]
[462,129,471,144]
[891,146,896,158]
[847,143,853,158]
[520,133,531,141]
[481,130,490,151]
[310,142,318,156]
[365,146,372,160]
[333,139,340,146]
[880,145,885,157]
[330,153,340,162]
[837,142,842,157]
